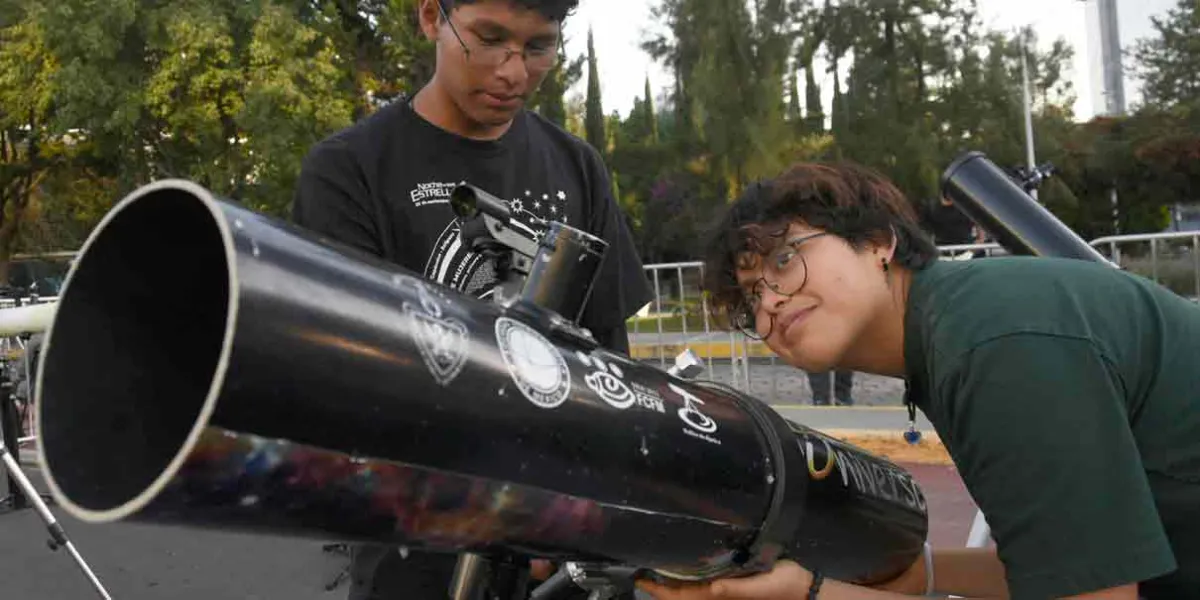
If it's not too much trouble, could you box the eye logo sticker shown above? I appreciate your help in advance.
[577,351,635,409]
[496,317,571,409]
[576,351,668,413]
[398,275,468,386]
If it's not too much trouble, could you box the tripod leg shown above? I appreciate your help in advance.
[0,440,115,600]
[0,392,26,510]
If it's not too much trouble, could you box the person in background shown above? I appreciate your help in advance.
[291,1,652,598]
[805,370,853,406]
[921,196,988,259]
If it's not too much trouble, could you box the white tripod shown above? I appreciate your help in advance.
[0,437,113,599]
[0,297,113,599]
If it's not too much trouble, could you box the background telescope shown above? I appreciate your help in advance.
[33,178,929,600]
[940,151,1110,264]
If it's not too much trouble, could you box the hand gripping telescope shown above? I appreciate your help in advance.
[33,180,929,599]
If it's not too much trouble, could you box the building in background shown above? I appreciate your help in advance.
[1083,0,1175,116]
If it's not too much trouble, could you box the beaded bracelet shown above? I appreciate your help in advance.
[807,570,825,599]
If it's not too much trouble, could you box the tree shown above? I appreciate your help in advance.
[32,0,354,216]
[584,27,606,154]
[1131,0,1200,111]
[0,0,69,279]
[644,76,659,143]
[642,0,700,153]
[530,48,584,128]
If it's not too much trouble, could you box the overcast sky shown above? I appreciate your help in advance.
[561,0,1175,123]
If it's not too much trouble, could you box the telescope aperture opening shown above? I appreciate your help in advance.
[36,182,236,521]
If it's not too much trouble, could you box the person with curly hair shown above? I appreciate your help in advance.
[638,162,1200,599]
[291,1,651,598]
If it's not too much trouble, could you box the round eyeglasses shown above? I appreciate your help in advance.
[731,232,826,340]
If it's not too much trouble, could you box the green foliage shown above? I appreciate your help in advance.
[1,0,77,280]
[1,0,1197,281]
[584,27,605,154]
[24,0,358,211]
[1132,0,1200,111]
[530,48,584,128]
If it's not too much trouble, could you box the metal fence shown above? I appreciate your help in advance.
[629,231,1200,403]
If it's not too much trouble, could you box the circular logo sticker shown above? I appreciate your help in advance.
[495,317,571,409]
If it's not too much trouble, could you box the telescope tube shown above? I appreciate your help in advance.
[34,180,927,585]
[940,151,1110,263]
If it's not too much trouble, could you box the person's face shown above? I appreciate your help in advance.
[734,223,896,372]
[420,0,560,127]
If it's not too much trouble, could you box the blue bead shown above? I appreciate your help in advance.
[903,429,922,445]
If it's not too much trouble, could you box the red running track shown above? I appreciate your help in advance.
[902,462,992,549]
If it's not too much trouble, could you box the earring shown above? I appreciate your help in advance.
[881,258,890,273]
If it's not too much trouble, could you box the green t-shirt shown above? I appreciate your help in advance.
[904,256,1200,599]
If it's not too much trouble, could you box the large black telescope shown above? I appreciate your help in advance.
[31,149,1109,600]
[33,178,930,599]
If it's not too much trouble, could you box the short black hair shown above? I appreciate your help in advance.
[443,0,579,23]
[702,161,938,329]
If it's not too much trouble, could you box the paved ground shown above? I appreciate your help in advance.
[0,452,980,600]
[906,464,983,548]
[636,357,910,407]
[775,406,935,433]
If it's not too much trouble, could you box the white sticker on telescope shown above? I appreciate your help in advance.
[668,382,721,445]
[576,351,635,409]
[496,317,571,409]
[795,431,927,512]
[576,351,666,413]
[397,275,468,386]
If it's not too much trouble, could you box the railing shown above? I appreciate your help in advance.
[1090,231,1200,300]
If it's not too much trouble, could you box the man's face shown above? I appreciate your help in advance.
[422,0,560,128]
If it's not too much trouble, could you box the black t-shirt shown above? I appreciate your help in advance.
[291,98,652,600]
[292,97,651,353]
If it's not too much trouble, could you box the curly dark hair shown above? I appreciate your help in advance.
[702,161,939,329]
[443,0,578,22]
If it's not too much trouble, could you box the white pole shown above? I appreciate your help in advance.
[1020,30,1038,201]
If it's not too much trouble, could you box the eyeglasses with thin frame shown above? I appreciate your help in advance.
[434,0,563,71]
[732,232,828,340]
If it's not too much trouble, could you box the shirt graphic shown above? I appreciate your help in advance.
[409,181,460,208]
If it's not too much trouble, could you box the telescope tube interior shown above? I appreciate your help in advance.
[36,184,234,520]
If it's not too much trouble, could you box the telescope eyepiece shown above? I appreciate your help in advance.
[449,185,479,219]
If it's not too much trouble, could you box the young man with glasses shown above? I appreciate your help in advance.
[291,1,652,598]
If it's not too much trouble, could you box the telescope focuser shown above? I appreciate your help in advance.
[450,184,540,266]
[530,562,641,600]
[450,184,541,306]
[668,349,705,380]
[1013,162,1057,193]
[451,183,610,326]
